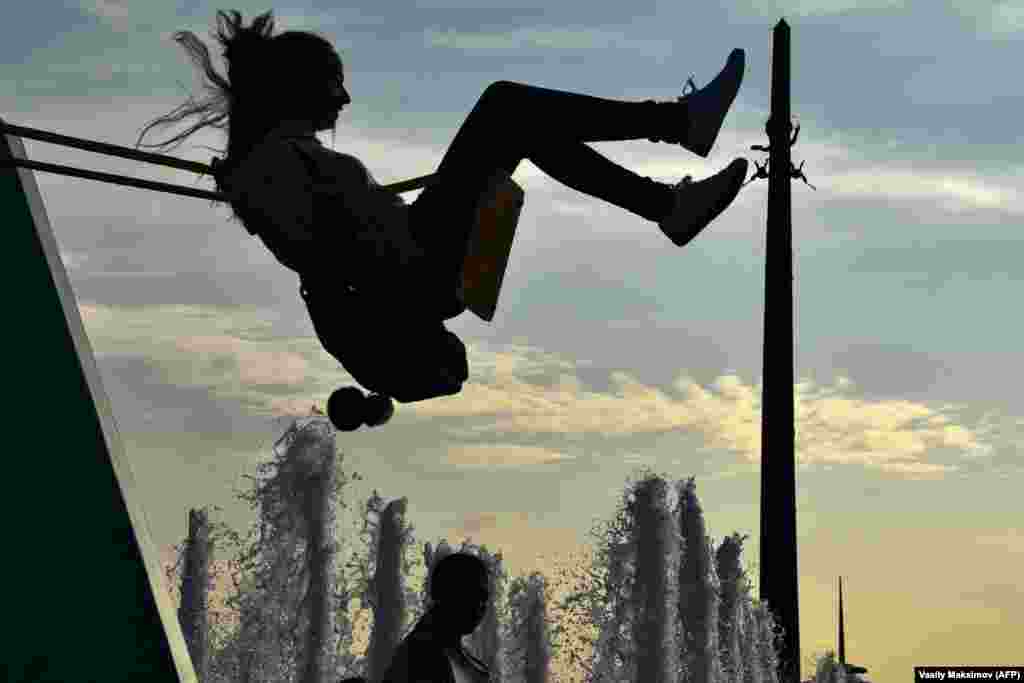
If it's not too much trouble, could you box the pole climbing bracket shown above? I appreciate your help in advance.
[742,119,816,190]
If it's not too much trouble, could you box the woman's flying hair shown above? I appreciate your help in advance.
[132,10,343,224]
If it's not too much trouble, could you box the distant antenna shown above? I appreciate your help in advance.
[838,576,846,665]
[837,576,869,677]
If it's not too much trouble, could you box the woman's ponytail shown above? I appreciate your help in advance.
[133,9,341,228]
[221,14,277,104]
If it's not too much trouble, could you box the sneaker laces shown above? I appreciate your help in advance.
[659,175,694,225]
[678,75,699,101]
[648,75,702,144]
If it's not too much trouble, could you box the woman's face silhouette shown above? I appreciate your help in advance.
[313,53,351,131]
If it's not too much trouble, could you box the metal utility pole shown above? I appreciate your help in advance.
[758,17,801,683]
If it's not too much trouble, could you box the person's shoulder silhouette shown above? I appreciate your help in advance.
[380,552,492,683]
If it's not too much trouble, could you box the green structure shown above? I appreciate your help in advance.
[0,114,466,682]
[1,117,198,681]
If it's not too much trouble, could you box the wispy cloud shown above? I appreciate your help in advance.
[79,302,1003,477]
[973,528,1024,552]
[445,443,577,468]
[79,303,327,414]
[424,27,673,58]
[729,0,909,19]
[78,0,132,26]
[411,365,997,476]
[987,1,1024,35]
[824,167,1023,213]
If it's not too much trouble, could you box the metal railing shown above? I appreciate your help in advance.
[0,119,439,202]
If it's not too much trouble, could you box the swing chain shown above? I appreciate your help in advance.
[743,119,816,191]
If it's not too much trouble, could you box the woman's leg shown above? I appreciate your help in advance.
[526,140,675,222]
[409,80,680,281]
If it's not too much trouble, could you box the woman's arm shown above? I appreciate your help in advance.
[232,140,456,313]
[313,151,426,270]
[225,139,318,274]
[312,151,460,309]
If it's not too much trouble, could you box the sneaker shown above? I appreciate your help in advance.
[677,48,745,158]
[658,158,748,247]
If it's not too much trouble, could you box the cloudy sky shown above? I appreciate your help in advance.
[5,1,1023,681]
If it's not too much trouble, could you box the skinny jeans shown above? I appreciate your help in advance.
[408,80,676,300]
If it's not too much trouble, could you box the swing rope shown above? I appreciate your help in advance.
[0,119,438,204]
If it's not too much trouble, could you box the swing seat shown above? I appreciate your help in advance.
[458,172,524,322]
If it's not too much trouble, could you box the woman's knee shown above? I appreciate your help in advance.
[481,80,524,105]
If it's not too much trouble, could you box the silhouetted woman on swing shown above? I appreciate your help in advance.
[136,10,748,430]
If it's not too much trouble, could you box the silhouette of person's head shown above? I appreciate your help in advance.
[271,36,349,131]
[229,21,351,132]
[136,10,354,168]
[427,552,491,644]
[215,10,351,131]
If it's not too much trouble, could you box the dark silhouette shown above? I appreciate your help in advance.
[136,10,749,422]
[742,158,770,187]
[380,552,492,683]
[746,123,815,190]
[759,20,800,683]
